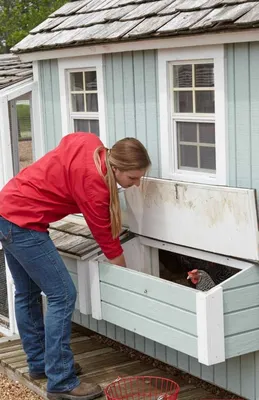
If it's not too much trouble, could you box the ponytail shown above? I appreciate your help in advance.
[94,146,121,238]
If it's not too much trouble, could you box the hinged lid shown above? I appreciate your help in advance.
[124,178,259,261]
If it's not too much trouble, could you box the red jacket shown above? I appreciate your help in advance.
[0,132,123,260]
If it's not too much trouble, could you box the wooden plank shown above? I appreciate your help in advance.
[143,50,160,178]
[99,263,197,312]
[112,53,125,141]
[30,16,67,33]
[225,307,259,336]
[222,265,259,289]
[197,287,225,366]
[235,3,259,24]
[100,283,197,335]
[125,15,174,37]
[121,0,173,20]
[101,303,198,358]
[240,353,255,399]
[190,7,226,29]
[157,10,210,32]
[50,0,90,16]
[94,20,145,40]
[133,51,147,146]
[226,356,241,395]
[158,0,183,15]
[126,178,259,261]
[175,0,211,11]
[103,4,137,21]
[225,330,259,358]
[90,259,102,320]
[121,52,135,139]
[207,2,256,22]
[223,283,259,312]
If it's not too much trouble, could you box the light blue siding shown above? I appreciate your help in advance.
[38,59,62,152]
[228,42,259,196]
[104,51,160,178]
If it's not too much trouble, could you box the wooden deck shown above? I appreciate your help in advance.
[0,324,222,400]
[49,220,132,260]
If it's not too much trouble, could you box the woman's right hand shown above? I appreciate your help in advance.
[108,253,126,267]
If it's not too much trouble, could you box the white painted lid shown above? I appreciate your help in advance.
[125,178,259,262]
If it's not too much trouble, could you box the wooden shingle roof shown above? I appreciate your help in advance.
[0,54,32,90]
[11,0,259,54]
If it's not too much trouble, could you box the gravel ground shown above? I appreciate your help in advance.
[0,374,43,400]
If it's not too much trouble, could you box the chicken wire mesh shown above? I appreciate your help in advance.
[0,249,8,318]
[104,376,180,400]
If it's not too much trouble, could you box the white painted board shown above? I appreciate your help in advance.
[125,178,259,261]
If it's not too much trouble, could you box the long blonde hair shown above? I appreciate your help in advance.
[94,137,151,238]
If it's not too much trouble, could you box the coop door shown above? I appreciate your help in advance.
[125,178,259,261]
[9,94,34,176]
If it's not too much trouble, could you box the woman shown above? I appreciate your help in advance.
[0,132,151,400]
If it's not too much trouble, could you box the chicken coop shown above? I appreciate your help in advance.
[62,178,258,366]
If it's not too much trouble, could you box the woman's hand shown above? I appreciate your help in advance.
[108,253,126,267]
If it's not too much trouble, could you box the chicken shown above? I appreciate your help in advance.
[179,255,239,285]
[187,269,216,291]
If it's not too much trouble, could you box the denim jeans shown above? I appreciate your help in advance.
[0,216,80,393]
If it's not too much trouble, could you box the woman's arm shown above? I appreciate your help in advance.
[108,253,126,267]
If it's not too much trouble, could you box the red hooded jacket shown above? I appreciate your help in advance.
[0,132,123,260]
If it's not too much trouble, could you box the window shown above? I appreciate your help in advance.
[172,62,215,173]
[58,55,106,144]
[158,46,226,185]
[69,69,99,136]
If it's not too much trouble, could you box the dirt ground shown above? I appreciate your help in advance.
[19,140,33,170]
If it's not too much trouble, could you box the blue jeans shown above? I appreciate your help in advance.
[0,216,80,393]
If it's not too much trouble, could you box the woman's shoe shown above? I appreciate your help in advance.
[47,382,103,400]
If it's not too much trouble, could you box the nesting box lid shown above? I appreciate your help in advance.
[124,178,259,262]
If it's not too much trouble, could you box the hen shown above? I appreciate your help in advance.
[187,269,216,291]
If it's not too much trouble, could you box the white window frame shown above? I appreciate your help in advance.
[58,55,107,145]
[158,45,227,185]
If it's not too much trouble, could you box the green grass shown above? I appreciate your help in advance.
[17,104,31,139]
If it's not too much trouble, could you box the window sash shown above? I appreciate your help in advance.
[69,69,100,135]
[170,61,216,174]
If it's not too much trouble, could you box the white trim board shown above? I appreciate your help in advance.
[196,286,225,365]
[17,29,259,62]
[158,45,226,185]
[58,55,107,145]
[139,236,253,271]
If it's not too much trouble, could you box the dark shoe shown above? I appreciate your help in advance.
[29,362,82,380]
[47,382,103,400]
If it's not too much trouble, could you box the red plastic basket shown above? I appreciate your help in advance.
[104,376,180,400]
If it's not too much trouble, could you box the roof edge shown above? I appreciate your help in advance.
[14,27,259,62]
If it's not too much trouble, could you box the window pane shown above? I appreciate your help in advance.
[86,94,98,112]
[173,65,192,88]
[71,94,84,112]
[199,123,215,144]
[70,72,84,91]
[74,119,89,132]
[89,120,99,136]
[195,91,214,113]
[179,145,198,168]
[74,119,99,136]
[178,122,197,142]
[175,91,193,113]
[85,71,97,90]
[195,64,214,87]
[200,147,216,170]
